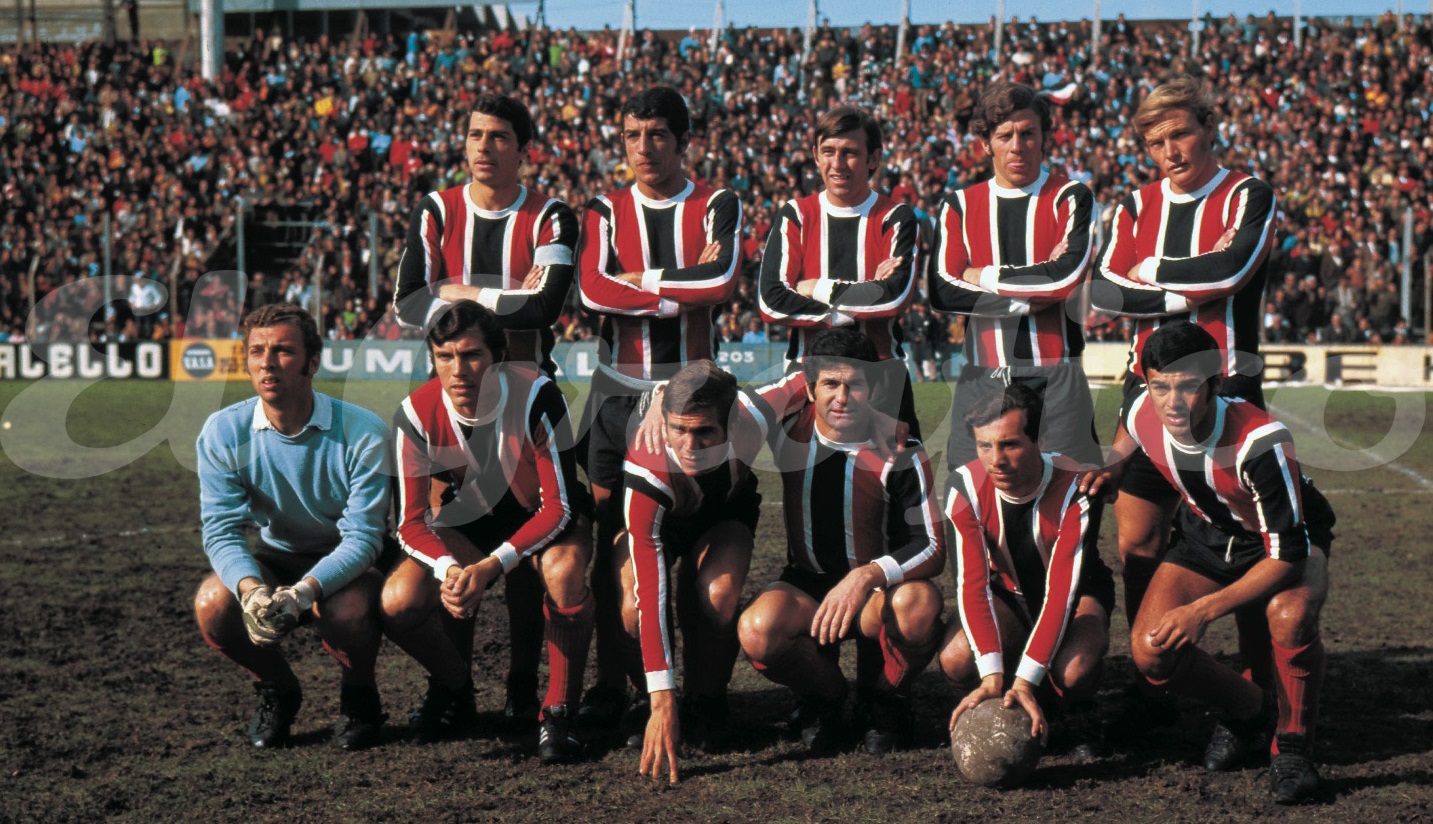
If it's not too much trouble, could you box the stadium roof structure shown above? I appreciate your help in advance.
[185,0,524,23]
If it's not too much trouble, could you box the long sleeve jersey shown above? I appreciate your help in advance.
[758,190,918,362]
[946,456,1095,687]
[393,185,578,374]
[578,180,742,388]
[1090,169,1277,380]
[929,170,1095,367]
[198,393,391,598]
[393,365,584,580]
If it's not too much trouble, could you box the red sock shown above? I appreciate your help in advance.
[750,636,846,701]
[505,562,545,690]
[1271,635,1325,752]
[1122,556,1161,627]
[542,591,596,709]
[875,624,938,697]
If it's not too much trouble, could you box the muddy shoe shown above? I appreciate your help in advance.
[1270,733,1320,804]
[577,682,628,729]
[538,704,584,764]
[1203,707,1272,772]
[504,673,541,728]
[247,682,302,749]
[681,692,731,755]
[409,678,478,743]
[858,693,911,756]
[792,696,844,754]
[621,688,651,749]
[333,684,385,752]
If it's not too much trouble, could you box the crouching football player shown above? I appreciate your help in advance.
[941,384,1112,755]
[739,329,946,757]
[1085,321,1334,804]
[194,304,391,751]
[381,301,594,762]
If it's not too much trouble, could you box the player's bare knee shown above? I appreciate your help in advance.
[700,577,742,628]
[540,544,589,607]
[1056,654,1104,701]
[1130,631,1174,680]
[737,605,782,662]
[194,577,237,638]
[939,636,976,685]
[316,584,375,629]
[1266,591,1320,648]
[888,581,942,644]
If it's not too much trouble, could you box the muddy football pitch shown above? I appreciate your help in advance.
[1,379,1430,822]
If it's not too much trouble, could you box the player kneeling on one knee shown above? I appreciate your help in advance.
[738,328,947,758]
[941,384,1112,754]
[381,301,594,762]
[1083,321,1334,805]
[194,304,391,752]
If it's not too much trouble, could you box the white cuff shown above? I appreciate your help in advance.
[646,669,676,694]
[424,297,452,326]
[974,651,1005,680]
[657,298,680,318]
[1164,292,1193,313]
[1010,299,1031,313]
[873,556,904,587]
[641,268,663,294]
[813,279,836,305]
[1136,257,1159,284]
[829,309,855,327]
[977,265,1002,292]
[432,556,459,582]
[491,542,521,574]
[1015,656,1047,688]
[474,287,500,311]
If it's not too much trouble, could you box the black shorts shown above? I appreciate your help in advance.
[578,374,645,492]
[659,474,762,560]
[1162,481,1335,586]
[252,534,402,600]
[446,503,590,559]
[1117,370,1265,504]
[777,565,850,602]
[984,547,1117,630]
[947,361,1103,471]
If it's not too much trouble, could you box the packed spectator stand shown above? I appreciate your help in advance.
[0,9,1428,360]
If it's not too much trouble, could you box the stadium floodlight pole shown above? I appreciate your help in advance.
[535,0,546,28]
[200,0,223,80]
[709,0,723,57]
[896,0,910,60]
[236,197,246,281]
[103,213,112,307]
[994,0,1005,58]
[803,0,817,64]
[1403,207,1414,325]
[1190,0,1200,57]
[1092,0,1101,56]
[1293,0,1301,49]
[368,210,379,300]
[616,0,635,65]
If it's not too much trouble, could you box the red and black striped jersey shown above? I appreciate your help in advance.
[393,185,578,374]
[393,365,584,580]
[1123,392,1311,561]
[946,456,1095,687]
[623,433,755,693]
[1091,168,1277,380]
[578,180,742,387]
[742,372,946,586]
[929,171,1095,367]
[757,190,919,362]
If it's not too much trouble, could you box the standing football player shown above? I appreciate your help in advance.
[392,94,580,724]
[757,106,922,437]
[576,86,742,725]
[1089,77,1277,628]
[194,304,391,751]
[929,81,1101,472]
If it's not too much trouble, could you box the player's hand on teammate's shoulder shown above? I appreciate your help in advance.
[870,409,911,460]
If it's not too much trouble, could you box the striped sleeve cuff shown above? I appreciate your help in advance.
[1015,655,1048,688]
[491,542,521,574]
[829,309,855,327]
[974,651,1005,680]
[645,669,676,694]
[657,298,680,318]
[474,287,501,311]
[813,279,836,305]
[1136,257,1159,284]
[641,268,663,294]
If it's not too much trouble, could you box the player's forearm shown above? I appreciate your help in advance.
[1197,557,1303,622]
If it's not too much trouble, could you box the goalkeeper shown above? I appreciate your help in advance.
[193,304,393,752]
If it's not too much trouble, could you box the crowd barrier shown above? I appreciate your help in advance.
[4,340,1433,388]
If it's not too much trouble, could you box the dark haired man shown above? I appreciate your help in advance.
[1084,321,1333,804]
[940,384,1111,752]
[392,93,580,723]
[758,106,922,437]
[577,86,743,722]
[194,304,391,751]
[929,81,1101,472]
[738,328,945,761]
[382,301,593,762]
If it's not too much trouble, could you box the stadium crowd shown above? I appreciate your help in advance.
[0,8,1428,349]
